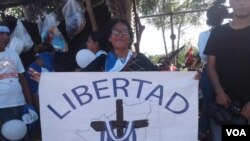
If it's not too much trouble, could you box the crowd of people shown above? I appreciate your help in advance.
[0,18,158,141]
[1,0,250,140]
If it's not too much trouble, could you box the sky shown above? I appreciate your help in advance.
[139,18,209,56]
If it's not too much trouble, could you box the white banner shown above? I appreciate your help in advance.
[39,72,198,141]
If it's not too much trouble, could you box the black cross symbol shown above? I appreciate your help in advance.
[91,99,149,137]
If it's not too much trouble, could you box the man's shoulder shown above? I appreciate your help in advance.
[212,23,230,32]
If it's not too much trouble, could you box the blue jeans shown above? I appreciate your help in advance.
[210,119,221,141]
[199,65,214,134]
[0,105,29,141]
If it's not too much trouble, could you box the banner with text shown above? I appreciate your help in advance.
[39,72,198,141]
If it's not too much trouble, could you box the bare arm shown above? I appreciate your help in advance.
[207,55,231,108]
[18,73,33,105]
[241,102,250,119]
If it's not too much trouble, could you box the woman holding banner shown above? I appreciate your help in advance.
[104,19,158,72]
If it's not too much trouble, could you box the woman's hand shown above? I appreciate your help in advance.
[29,68,41,82]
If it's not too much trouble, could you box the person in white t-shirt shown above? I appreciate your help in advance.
[0,21,33,141]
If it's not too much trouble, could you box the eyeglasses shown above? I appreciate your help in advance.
[111,30,129,36]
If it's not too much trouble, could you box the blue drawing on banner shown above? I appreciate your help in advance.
[75,100,152,141]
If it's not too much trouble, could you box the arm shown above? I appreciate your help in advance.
[241,102,250,119]
[207,55,231,108]
[19,73,33,105]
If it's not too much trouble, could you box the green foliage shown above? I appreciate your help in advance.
[5,7,23,18]
[138,0,173,30]
[148,54,165,65]
[138,0,159,15]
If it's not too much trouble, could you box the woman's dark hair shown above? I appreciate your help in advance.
[89,31,109,52]
[206,3,229,27]
[106,19,134,49]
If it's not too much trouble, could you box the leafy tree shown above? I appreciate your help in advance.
[137,0,213,54]
[4,7,23,19]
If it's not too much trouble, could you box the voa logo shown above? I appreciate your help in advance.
[226,129,246,136]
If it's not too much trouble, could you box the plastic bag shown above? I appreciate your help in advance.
[41,12,59,43]
[8,37,24,55]
[7,19,34,54]
[41,12,68,52]
[62,0,86,39]
[22,104,39,130]
[22,105,39,124]
[50,27,68,52]
[36,16,43,35]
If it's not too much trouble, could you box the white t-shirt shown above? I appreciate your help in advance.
[198,30,211,63]
[0,48,26,108]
